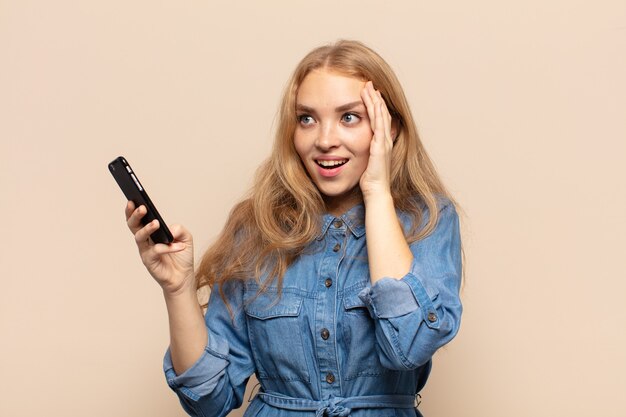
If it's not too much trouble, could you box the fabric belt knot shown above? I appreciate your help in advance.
[256,390,416,416]
[317,396,351,417]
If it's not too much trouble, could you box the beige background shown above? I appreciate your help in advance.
[1,1,625,416]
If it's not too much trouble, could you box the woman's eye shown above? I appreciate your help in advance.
[298,115,315,125]
[342,113,360,124]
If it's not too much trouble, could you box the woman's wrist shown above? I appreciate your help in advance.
[362,187,393,208]
[162,274,198,302]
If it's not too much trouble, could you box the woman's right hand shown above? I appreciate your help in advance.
[125,201,195,296]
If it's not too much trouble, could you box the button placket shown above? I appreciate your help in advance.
[315,218,346,397]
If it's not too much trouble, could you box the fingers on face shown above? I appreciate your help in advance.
[361,82,376,129]
[381,101,391,144]
[362,81,392,140]
[374,100,386,140]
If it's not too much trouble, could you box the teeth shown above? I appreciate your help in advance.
[316,159,347,167]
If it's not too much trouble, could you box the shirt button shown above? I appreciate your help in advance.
[326,373,335,384]
[427,312,438,322]
[332,243,341,252]
[321,328,330,340]
[333,220,343,228]
[325,278,332,288]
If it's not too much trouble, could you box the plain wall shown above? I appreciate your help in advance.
[1,1,625,416]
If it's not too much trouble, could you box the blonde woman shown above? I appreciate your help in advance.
[125,40,463,417]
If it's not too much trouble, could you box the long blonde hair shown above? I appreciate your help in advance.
[197,40,457,306]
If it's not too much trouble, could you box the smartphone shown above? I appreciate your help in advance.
[108,156,174,244]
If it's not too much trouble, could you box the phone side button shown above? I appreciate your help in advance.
[130,173,143,191]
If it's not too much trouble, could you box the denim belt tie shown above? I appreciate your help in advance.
[257,391,416,416]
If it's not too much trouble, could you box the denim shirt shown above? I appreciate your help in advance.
[163,199,462,417]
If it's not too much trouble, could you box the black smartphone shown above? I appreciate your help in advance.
[108,156,174,244]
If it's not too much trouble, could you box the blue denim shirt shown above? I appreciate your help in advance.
[163,199,462,417]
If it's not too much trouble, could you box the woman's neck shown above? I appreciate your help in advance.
[323,187,363,217]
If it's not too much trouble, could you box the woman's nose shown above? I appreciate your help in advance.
[315,123,340,150]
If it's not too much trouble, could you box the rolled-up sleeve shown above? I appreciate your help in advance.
[359,201,463,370]
[163,280,255,417]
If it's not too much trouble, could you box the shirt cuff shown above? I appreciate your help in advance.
[163,331,230,400]
[358,277,418,318]
[358,272,441,330]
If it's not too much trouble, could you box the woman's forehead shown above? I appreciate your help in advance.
[296,69,366,108]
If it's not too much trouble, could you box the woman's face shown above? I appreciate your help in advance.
[294,69,373,214]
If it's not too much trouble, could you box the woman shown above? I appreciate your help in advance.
[126,40,463,417]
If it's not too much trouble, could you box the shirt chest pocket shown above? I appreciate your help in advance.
[341,289,391,380]
[244,291,310,382]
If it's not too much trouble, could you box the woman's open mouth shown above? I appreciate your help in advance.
[315,159,348,177]
[316,159,348,169]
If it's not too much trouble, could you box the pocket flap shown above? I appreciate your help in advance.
[343,290,367,310]
[244,292,303,320]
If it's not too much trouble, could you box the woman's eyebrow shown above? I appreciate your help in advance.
[335,101,364,112]
[296,101,365,113]
[295,104,316,113]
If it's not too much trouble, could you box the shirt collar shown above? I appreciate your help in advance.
[318,203,366,239]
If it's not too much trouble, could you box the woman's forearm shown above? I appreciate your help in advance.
[163,286,208,375]
[364,192,413,284]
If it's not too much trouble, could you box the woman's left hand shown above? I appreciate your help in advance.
[359,81,394,200]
